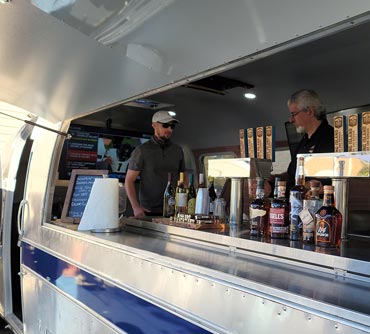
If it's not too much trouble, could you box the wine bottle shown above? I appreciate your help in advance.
[187,173,196,216]
[195,173,210,215]
[163,172,176,217]
[269,180,289,239]
[289,156,307,240]
[176,172,187,215]
[208,176,217,215]
[249,177,269,238]
[315,185,342,248]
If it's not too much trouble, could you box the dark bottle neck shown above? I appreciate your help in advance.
[323,192,335,207]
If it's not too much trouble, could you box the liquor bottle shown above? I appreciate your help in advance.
[249,177,269,238]
[315,185,342,248]
[269,180,289,239]
[187,173,196,216]
[301,180,323,243]
[176,172,187,215]
[273,176,281,199]
[208,176,217,215]
[163,172,176,217]
[289,156,307,240]
[195,173,210,215]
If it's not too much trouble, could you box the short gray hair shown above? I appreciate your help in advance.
[288,89,326,120]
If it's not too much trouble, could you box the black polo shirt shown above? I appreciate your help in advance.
[287,119,334,189]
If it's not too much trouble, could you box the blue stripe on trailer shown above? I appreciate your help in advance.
[22,243,212,334]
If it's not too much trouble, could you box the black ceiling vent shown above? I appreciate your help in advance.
[183,75,254,95]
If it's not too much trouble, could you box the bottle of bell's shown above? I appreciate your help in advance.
[289,157,307,240]
[269,180,289,239]
[249,177,269,238]
[315,185,342,248]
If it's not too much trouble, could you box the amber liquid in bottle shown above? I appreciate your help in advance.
[250,178,269,238]
[289,157,307,240]
[176,172,187,215]
[315,185,342,248]
[269,180,289,239]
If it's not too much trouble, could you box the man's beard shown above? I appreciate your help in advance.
[296,126,306,134]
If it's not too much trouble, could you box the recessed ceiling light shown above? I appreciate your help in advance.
[244,93,256,99]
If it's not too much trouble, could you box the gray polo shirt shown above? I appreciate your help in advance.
[127,137,185,214]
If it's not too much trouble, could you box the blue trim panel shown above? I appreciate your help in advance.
[22,243,212,334]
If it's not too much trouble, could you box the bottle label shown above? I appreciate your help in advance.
[269,208,288,234]
[177,193,187,207]
[187,198,196,215]
[250,208,267,235]
[316,219,331,244]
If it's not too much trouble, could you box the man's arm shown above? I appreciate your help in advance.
[124,169,148,217]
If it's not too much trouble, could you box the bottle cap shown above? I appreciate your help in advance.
[309,180,321,188]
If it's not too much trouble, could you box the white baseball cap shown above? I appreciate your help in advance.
[152,110,179,124]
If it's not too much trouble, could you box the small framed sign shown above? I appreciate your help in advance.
[61,169,108,223]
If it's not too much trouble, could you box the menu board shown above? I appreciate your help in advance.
[61,169,108,223]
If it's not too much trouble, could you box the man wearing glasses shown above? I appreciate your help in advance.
[285,89,334,190]
[267,89,334,195]
[125,110,185,217]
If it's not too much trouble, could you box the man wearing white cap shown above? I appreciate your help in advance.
[125,110,185,217]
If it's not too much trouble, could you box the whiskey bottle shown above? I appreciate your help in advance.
[301,180,323,243]
[315,185,342,248]
[163,172,176,217]
[289,157,307,240]
[249,177,269,238]
[176,172,187,215]
[269,180,289,239]
[186,173,196,216]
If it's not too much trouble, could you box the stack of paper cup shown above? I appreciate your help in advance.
[78,178,119,231]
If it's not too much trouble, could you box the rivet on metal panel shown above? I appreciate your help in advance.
[211,283,215,287]
[277,312,281,316]
[46,276,51,281]
[335,324,339,330]
[262,299,265,304]
[307,316,312,321]
[283,307,287,312]
[34,260,38,264]
[242,294,246,298]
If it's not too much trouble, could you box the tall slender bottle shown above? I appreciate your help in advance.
[187,173,196,216]
[163,172,176,217]
[289,156,307,240]
[195,173,210,215]
[208,176,217,216]
[315,185,342,248]
[273,176,281,199]
[302,180,323,243]
[176,172,187,215]
[249,177,269,238]
[269,180,289,239]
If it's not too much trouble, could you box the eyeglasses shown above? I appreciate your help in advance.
[160,122,176,129]
[289,110,304,120]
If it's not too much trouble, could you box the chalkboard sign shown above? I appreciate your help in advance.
[61,169,108,223]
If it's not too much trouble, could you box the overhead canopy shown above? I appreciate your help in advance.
[1,0,370,124]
